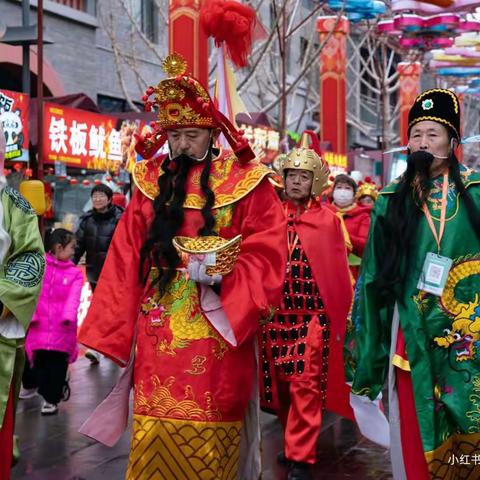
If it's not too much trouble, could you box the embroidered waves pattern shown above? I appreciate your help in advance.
[134,375,222,421]
[426,433,480,480]
[126,416,242,480]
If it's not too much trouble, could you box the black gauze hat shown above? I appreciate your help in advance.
[408,89,461,141]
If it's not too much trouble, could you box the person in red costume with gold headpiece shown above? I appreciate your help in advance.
[78,52,286,480]
[327,174,372,279]
[356,176,379,207]
[259,133,353,480]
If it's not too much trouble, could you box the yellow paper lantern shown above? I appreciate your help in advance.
[19,180,46,216]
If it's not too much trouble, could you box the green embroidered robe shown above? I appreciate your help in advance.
[0,186,44,427]
[349,165,480,476]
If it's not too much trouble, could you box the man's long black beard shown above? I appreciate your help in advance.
[139,151,217,296]
[372,148,480,303]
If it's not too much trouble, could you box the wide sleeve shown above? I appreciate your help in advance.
[63,268,84,323]
[78,189,150,366]
[350,195,393,400]
[0,187,45,330]
[220,179,287,346]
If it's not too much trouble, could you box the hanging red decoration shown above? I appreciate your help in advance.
[24,168,33,178]
[94,179,102,185]
[69,178,78,185]
[13,163,22,172]
[3,169,11,176]
[200,0,257,68]
[82,179,90,186]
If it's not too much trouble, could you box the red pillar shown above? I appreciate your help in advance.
[397,62,422,146]
[169,0,208,86]
[316,16,349,155]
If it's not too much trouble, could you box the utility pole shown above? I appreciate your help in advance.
[22,0,30,95]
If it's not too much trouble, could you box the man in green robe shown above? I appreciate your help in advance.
[0,126,45,478]
[349,89,480,479]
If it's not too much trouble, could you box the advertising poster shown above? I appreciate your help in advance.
[44,102,147,173]
[0,89,30,161]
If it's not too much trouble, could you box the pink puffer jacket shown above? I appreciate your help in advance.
[26,253,84,363]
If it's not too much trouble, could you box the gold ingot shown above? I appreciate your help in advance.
[172,235,242,275]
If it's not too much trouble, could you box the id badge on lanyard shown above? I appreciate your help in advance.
[417,252,452,296]
[416,172,452,297]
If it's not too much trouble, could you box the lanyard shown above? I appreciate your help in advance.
[421,172,448,254]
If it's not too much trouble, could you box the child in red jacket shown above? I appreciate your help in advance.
[24,229,83,415]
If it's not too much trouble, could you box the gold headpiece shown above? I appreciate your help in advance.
[356,178,378,201]
[281,132,330,197]
[136,52,255,163]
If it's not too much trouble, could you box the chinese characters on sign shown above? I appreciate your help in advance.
[0,89,30,161]
[44,103,140,172]
[239,124,280,163]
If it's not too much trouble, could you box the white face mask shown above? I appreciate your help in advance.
[333,189,354,207]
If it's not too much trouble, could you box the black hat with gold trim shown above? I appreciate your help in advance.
[408,89,461,141]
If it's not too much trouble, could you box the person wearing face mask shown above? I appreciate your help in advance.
[260,133,353,480]
[327,174,372,279]
[77,53,286,480]
[348,89,480,479]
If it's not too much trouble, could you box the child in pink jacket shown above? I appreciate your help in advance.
[25,228,83,415]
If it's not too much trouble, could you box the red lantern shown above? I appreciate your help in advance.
[94,179,102,185]
[3,169,11,176]
[82,179,90,186]
[13,163,22,172]
[70,178,78,185]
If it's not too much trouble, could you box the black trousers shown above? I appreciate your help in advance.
[23,350,69,404]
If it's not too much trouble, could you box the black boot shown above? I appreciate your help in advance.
[287,461,312,480]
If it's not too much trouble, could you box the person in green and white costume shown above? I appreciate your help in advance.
[348,89,480,479]
[0,124,45,479]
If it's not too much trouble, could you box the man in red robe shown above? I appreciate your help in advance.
[78,53,286,480]
[260,133,353,480]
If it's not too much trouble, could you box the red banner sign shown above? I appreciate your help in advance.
[44,102,145,172]
[0,89,30,161]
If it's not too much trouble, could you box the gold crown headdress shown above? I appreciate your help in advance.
[134,53,255,164]
[356,177,378,201]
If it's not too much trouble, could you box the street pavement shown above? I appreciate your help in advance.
[12,356,392,479]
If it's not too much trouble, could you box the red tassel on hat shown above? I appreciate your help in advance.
[201,0,256,68]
